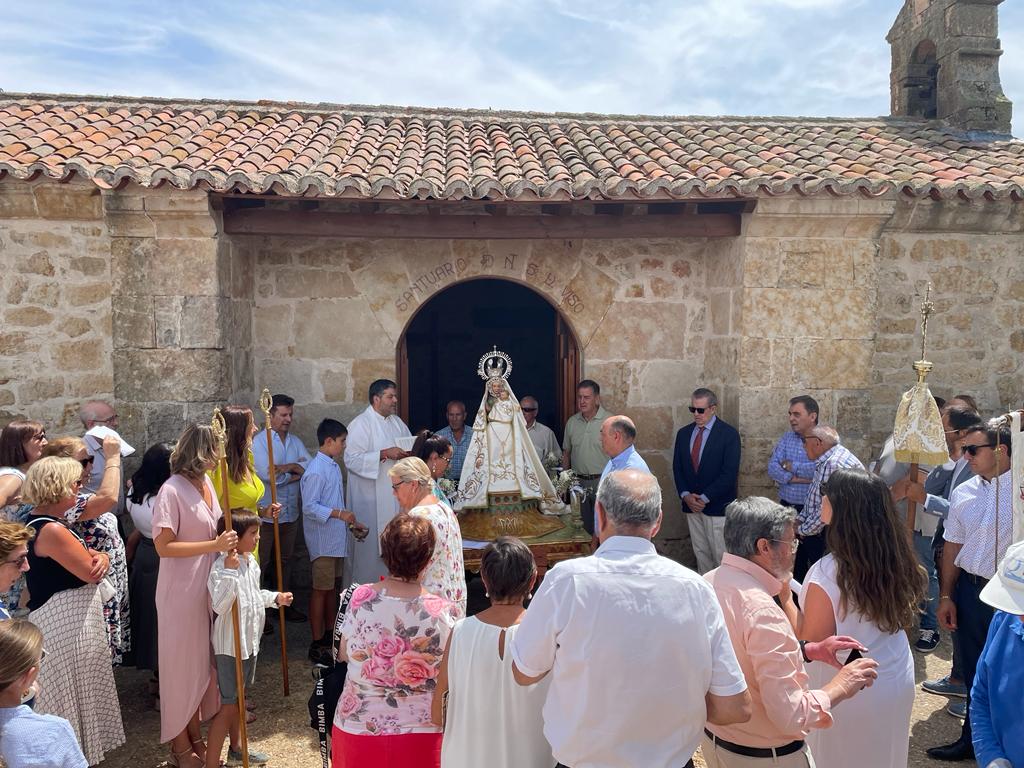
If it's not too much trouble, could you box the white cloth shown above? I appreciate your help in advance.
[944,470,1015,579]
[804,555,914,768]
[441,618,553,768]
[208,552,278,659]
[527,421,560,462]
[343,405,411,583]
[126,495,155,539]
[457,378,565,514]
[871,435,937,537]
[511,535,747,768]
[688,513,727,574]
[252,429,312,523]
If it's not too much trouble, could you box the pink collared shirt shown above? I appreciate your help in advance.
[705,553,833,747]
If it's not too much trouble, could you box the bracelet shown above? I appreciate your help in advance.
[940,595,952,600]
[798,640,811,663]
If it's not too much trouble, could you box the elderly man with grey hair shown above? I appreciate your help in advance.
[79,399,122,494]
[703,497,879,767]
[512,469,751,768]
[793,425,864,582]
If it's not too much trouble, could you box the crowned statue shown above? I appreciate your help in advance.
[455,347,567,540]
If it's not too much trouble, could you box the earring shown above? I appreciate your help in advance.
[485,592,490,598]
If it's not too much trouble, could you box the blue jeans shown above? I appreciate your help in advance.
[913,530,939,631]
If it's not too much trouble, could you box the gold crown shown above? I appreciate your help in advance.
[477,346,513,381]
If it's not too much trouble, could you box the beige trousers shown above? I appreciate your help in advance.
[701,735,815,768]
[686,513,726,574]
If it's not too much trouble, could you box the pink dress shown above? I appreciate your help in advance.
[153,474,222,742]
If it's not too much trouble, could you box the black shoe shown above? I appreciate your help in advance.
[926,738,974,761]
[308,643,333,665]
[284,606,307,623]
[914,628,940,654]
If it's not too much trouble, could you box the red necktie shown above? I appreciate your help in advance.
[691,426,704,471]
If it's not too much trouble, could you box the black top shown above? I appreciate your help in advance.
[25,516,88,611]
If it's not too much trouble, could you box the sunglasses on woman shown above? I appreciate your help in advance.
[79,456,95,469]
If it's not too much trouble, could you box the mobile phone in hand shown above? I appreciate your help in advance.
[843,647,864,665]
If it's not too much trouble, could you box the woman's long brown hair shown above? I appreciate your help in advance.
[824,468,927,634]
[222,405,255,485]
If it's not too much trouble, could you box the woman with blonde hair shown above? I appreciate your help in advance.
[799,468,926,768]
[153,424,238,768]
[0,619,89,768]
[389,457,466,617]
[22,456,124,764]
[39,435,128,663]
[0,522,33,620]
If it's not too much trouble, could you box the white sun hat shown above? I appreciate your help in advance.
[980,540,1024,615]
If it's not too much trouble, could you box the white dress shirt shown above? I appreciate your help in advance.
[252,429,312,523]
[511,535,747,768]
[944,470,1014,579]
[208,552,279,659]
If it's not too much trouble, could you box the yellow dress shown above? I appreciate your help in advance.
[208,452,265,515]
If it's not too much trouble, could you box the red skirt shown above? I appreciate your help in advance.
[331,726,441,768]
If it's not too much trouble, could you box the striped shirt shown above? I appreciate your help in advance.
[799,444,864,536]
[300,451,350,559]
[253,429,312,524]
[767,430,816,505]
[943,470,1014,579]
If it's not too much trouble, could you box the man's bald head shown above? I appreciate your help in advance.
[600,415,636,459]
[804,424,839,460]
[596,469,662,538]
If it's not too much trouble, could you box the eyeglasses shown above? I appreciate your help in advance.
[688,406,713,414]
[79,456,95,469]
[2,554,27,568]
[93,415,118,424]
[439,455,452,464]
[31,432,46,442]
[770,538,800,554]
[391,481,407,491]
[39,648,48,664]
[521,407,538,412]
[943,428,961,435]
[963,443,996,457]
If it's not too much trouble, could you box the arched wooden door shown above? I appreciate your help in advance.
[397,279,580,439]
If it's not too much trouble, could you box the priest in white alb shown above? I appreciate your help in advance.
[344,378,412,582]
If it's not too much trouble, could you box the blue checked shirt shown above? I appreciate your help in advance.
[436,426,473,481]
[798,444,864,536]
[300,451,350,559]
[253,429,311,524]
[767,430,816,505]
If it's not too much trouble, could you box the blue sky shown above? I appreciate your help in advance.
[2,0,1021,135]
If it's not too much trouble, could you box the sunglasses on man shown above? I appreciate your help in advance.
[688,406,713,414]
[963,443,995,457]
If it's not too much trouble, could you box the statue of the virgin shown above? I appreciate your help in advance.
[456,348,566,539]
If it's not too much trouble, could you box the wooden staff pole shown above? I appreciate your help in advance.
[212,409,249,768]
[259,388,289,696]
[906,462,919,538]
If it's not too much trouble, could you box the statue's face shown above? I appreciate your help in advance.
[489,378,503,396]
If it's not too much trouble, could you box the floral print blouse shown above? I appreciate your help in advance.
[408,501,467,618]
[334,585,457,735]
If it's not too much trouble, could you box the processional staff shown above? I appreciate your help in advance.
[212,408,250,768]
[259,388,290,696]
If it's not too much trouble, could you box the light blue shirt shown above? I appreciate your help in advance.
[300,451,349,559]
[0,705,87,768]
[971,612,1024,767]
[252,429,312,524]
[436,425,473,481]
[596,445,652,528]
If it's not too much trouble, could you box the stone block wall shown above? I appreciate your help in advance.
[0,180,114,432]
[236,233,728,565]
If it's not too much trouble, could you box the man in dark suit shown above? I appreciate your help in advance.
[672,387,741,573]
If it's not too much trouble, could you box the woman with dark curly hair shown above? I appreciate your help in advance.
[798,468,926,768]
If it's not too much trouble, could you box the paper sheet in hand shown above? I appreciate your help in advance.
[84,426,135,457]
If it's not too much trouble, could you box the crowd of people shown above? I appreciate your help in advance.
[0,381,1021,768]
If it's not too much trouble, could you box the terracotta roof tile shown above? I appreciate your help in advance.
[1,94,1023,200]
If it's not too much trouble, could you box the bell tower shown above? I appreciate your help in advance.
[887,0,1012,134]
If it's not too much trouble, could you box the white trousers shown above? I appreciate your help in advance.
[686,513,726,574]
[701,735,816,768]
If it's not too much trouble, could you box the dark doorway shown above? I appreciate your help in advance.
[398,279,578,440]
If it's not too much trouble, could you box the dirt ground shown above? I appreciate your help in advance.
[102,623,965,768]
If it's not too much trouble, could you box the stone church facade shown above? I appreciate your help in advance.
[1,0,1021,560]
